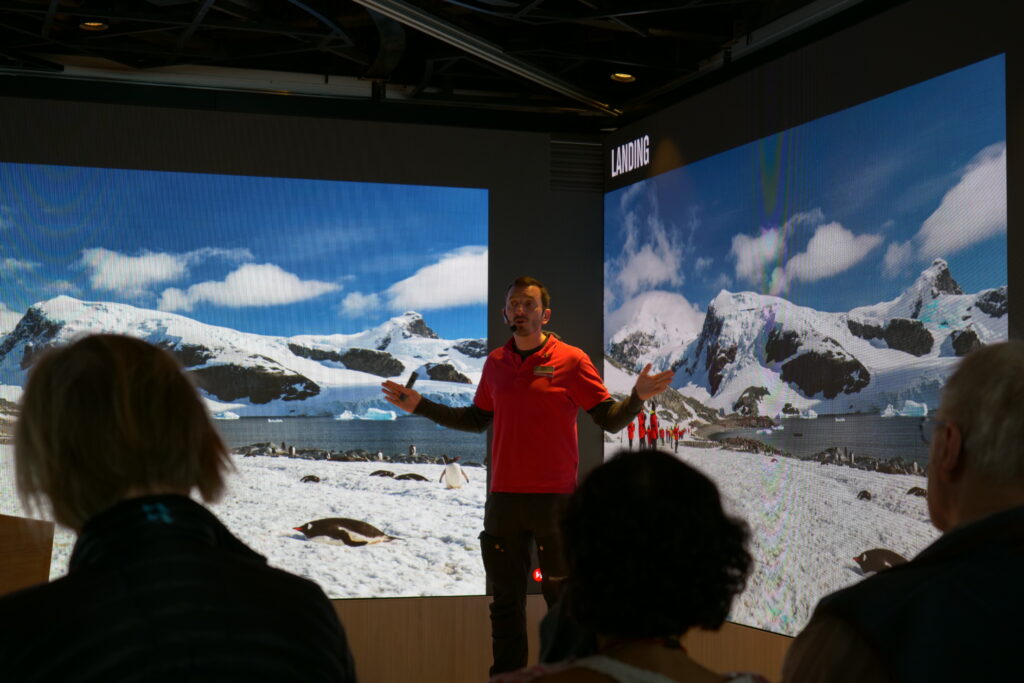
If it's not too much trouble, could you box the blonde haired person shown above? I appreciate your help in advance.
[1,334,357,683]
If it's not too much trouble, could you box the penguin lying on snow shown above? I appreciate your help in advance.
[370,470,395,478]
[293,518,398,547]
[906,486,927,497]
[853,548,908,573]
[395,472,429,481]
[300,474,320,483]
[439,455,470,489]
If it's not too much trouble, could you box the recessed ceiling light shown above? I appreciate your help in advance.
[610,73,636,83]
[79,20,109,32]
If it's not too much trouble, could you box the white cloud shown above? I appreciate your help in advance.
[80,248,188,297]
[607,184,686,301]
[731,228,783,284]
[340,292,382,317]
[785,208,826,228]
[78,246,253,298]
[2,258,39,271]
[883,240,914,278]
[917,141,1006,260]
[158,263,339,312]
[0,302,23,333]
[732,211,881,294]
[712,272,733,293]
[384,246,487,312]
[184,247,253,265]
[694,256,713,275]
[48,280,81,295]
[781,222,883,284]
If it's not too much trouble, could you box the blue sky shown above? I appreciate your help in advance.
[605,54,1006,323]
[0,167,488,339]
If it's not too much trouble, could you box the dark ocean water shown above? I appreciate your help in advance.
[713,414,931,468]
[212,415,488,464]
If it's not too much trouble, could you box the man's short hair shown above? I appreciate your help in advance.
[505,276,550,310]
[942,341,1024,482]
[15,334,231,530]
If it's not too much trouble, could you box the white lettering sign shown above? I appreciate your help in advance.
[610,134,651,178]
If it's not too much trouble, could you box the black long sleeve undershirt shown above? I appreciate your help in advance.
[413,389,644,434]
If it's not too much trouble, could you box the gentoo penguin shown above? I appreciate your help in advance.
[293,518,398,547]
[439,455,470,489]
[300,474,321,483]
[857,490,872,501]
[370,470,395,478]
[853,548,908,573]
[906,486,927,497]
[395,472,429,481]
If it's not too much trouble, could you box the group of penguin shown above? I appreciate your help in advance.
[291,455,470,548]
[293,455,918,578]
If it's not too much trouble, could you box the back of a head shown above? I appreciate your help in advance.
[15,334,230,530]
[942,341,1024,483]
[563,449,751,638]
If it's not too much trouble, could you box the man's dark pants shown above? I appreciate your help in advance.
[480,492,570,675]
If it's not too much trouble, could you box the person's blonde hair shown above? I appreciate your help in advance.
[941,340,1024,482]
[15,334,232,530]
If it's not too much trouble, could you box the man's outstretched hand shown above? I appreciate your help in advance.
[381,380,423,413]
[634,363,675,401]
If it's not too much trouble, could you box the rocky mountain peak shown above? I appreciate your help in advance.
[919,258,963,297]
[394,311,439,339]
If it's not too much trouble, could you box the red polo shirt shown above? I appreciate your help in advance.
[474,334,610,493]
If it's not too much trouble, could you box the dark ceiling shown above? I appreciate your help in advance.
[0,0,892,131]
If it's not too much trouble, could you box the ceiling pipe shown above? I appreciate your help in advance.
[349,0,621,116]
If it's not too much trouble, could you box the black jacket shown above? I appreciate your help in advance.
[812,504,1024,682]
[0,495,358,682]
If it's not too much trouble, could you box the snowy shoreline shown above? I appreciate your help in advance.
[603,440,937,635]
[2,440,937,636]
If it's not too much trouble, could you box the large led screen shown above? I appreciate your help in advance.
[0,165,488,599]
[604,55,1006,635]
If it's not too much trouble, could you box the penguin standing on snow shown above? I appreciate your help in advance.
[439,454,470,489]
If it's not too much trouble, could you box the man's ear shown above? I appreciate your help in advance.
[501,308,509,323]
[936,421,967,483]
[541,308,551,324]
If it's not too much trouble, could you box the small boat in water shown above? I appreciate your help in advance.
[267,419,283,423]
[834,417,846,422]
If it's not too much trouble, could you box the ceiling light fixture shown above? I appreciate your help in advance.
[610,73,636,83]
[79,20,109,32]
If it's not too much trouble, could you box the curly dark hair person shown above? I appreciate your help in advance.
[563,449,752,638]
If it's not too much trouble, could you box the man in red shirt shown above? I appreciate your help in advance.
[382,276,673,674]
[627,421,635,450]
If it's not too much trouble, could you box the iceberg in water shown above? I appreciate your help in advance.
[334,408,398,421]
[880,404,898,418]
[799,409,818,420]
[899,400,928,417]
[213,411,240,420]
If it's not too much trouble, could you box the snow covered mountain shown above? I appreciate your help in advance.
[606,260,1007,416]
[606,290,704,371]
[0,296,485,416]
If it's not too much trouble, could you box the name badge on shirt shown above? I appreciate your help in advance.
[534,365,555,376]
